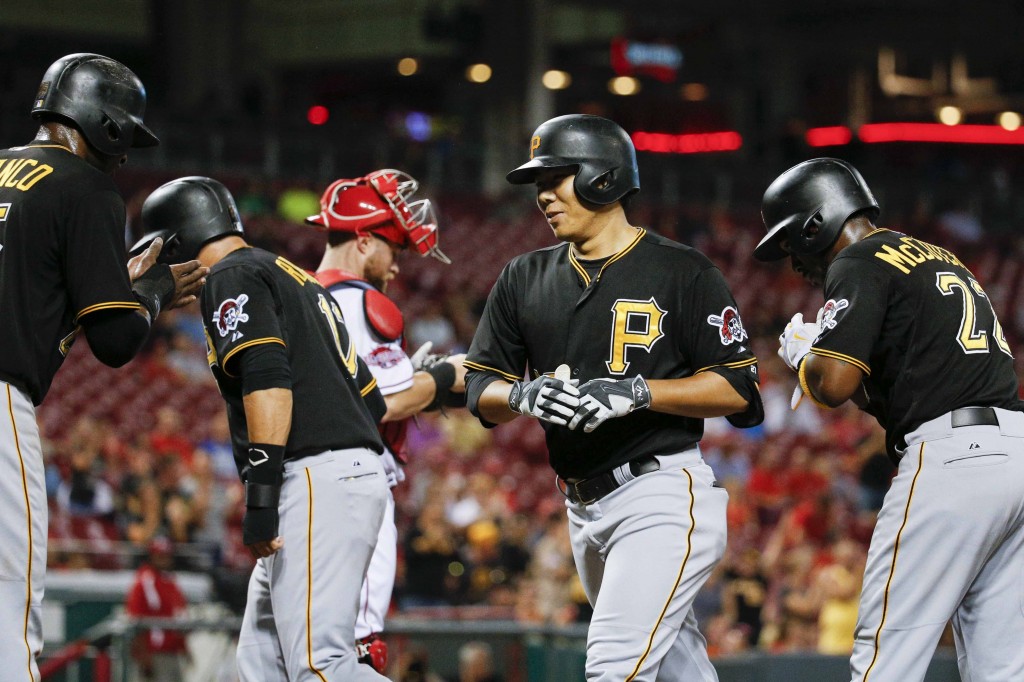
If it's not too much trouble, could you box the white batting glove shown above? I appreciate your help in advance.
[778,311,821,372]
[508,375,581,427]
[568,376,652,433]
[409,342,434,370]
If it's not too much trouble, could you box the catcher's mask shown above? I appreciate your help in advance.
[306,169,450,264]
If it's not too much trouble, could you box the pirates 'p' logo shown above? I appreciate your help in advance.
[530,136,541,159]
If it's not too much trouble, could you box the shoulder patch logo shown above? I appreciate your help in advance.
[820,298,850,330]
[213,294,250,338]
[707,306,747,345]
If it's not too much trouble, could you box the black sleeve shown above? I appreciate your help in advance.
[810,256,889,376]
[465,264,524,425]
[80,308,150,368]
[65,190,142,323]
[685,267,763,427]
[201,265,286,378]
[239,343,292,395]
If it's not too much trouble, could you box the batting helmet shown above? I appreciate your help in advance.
[132,177,243,263]
[306,169,450,263]
[755,158,879,262]
[31,53,159,157]
[506,114,640,206]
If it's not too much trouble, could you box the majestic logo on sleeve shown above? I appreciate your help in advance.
[707,306,747,345]
[606,297,667,374]
[820,298,849,330]
[213,294,250,338]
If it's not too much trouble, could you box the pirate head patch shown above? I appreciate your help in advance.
[820,298,849,330]
[213,294,250,338]
[707,306,748,345]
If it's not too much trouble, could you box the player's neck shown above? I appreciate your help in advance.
[317,244,365,280]
[571,215,639,260]
[199,236,248,268]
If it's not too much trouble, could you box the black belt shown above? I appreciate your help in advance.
[559,455,661,506]
[951,406,999,428]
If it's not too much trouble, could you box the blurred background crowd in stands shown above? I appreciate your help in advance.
[37,158,1024,672]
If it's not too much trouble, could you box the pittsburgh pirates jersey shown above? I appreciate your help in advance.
[810,228,1021,457]
[201,248,384,475]
[0,144,141,404]
[466,228,762,480]
[316,269,413,463]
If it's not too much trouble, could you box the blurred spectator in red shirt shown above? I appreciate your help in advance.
[125,537,189,681]
[148,406,195,467]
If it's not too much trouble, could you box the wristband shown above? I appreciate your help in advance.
[245,442,285,486]
[131,263,174,321]
[424,361,456,411]
[244,482,281,508]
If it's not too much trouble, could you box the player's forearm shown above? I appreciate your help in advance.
[81,308,151,367]
[475,380,518,424]
[242,388,293,445]
[382,372,437,422]
[800,354,862,408]
[646,372,749,418]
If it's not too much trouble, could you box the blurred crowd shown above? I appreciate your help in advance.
[37,166,1024,670]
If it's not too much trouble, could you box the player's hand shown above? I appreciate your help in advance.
[127,236,163,281]
[167,260,208,309]
[568,376,652,433]
[508,375,581,426]
[778,311,821,372]
[410,341,434,370]
[243,507,283,558]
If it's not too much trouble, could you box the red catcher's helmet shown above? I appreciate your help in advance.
[306,169,450,264]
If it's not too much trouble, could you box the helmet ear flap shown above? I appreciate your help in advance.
[802,211,824,239]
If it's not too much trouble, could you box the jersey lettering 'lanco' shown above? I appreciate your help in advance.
[810,228,1020,457]
[0,144,141,404]
[466,229,762,480]
[201,247,384,474]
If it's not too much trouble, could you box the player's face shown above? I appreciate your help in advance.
[781,239,828,286]
[534,170,592,241]
[365,235,403,292]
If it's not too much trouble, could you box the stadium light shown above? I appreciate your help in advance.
[998,111,1021,131]
[466,63,492,83]
[680,83,708,101]
[542,70,572,90]
[937,106,962,126]
[608,76,640,96]
[307,105,329,126]
[397,58,418,76]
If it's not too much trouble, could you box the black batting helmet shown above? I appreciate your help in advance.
[32,53,159,157]
[754,158,879,262]
[506,114,640,205]
[132,177,243,263]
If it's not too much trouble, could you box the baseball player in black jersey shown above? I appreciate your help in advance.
[134,177,389,681]
[754,158,1024,682]
[0,54,205,681]
[465,114,763,681]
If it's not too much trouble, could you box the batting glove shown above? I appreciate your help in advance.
[410,340,453,373]
[568,376,652,433]
[778,311,821,372]
[508,375,581,427]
